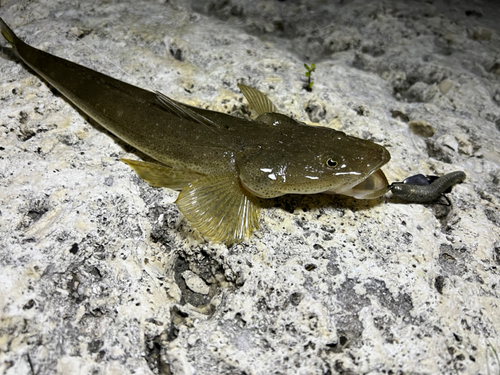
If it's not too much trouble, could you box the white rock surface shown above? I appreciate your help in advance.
[1,0,499,374]
[182,270,209,295]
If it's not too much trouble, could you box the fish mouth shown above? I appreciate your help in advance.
[326,169,389,199]
[327,142,391,199]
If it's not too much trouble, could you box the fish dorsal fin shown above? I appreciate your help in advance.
[175,172,260,244]
[237,84,278,115]
[121,158,204,190]
[155,91,221,132]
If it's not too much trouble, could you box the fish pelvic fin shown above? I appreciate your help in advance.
[175,172,260,244]
[155,91,221,132]
[121,158,204,190]
[238,83,278,116]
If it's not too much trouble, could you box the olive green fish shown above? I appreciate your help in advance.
[0,18,391,243]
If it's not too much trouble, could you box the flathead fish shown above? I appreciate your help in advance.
[0,18,391,243]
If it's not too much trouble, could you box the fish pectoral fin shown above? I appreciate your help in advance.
[155,91,221,132]
[121,158,204,190]
[237,83,278,115]
[175,172,260,244]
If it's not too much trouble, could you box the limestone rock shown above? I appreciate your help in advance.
[1,0,499,374]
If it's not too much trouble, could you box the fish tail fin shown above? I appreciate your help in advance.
[0,17,21,50]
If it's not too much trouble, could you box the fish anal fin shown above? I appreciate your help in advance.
[121,158,203,190]
[237,83,278,116]
[155,91,220,132]
[175,172,260,244]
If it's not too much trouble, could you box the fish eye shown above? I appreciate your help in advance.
[326,158,338,167]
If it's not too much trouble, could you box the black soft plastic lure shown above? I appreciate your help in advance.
[389,171,466,205]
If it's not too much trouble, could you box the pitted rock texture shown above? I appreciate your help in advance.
[1,0,499,374]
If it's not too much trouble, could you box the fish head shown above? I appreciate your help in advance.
[236,125,391,199]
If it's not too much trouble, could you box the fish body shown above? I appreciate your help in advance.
[1,18,391,243]
[390,171,466,204]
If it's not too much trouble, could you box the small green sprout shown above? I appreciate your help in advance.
[304,63,316,91]
[487,342,500,375]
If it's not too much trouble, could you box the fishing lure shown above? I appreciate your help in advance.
[389,171,466,204]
